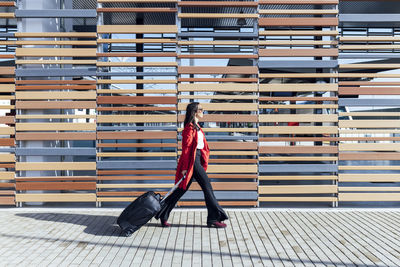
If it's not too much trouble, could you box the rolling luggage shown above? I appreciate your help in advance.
[117,176,184,237]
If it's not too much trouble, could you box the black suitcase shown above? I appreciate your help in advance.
[117,176,184,237]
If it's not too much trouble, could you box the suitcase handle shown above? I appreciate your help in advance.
[160,174,185,204]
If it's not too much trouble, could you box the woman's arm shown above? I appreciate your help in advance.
[180,126,194,174]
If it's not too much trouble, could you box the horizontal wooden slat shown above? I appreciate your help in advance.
[339,193,400,202]
[259,104,339,109]
[207,165,257,173]
[178,66,258,74]
[97,96,176,104]
[97,152,176,157]
[340,64,400,69]
[178,54,258,59]
[15,32,97,38]
[16,80,96,85]
[97,61,177,66]
[98,52,177,57]
[260,156,337,161]
[16,123,96,131]
[15,193,96,202]
[97,131,176,140]
[259,17,338,26]
[16,182,96,191]
[0,1,16,6]
[259,0,338,4]
[98,39,176,44]
[340,36,400,41]
[16,162,96,171]
[178,95,257,100]
[178,78,257,83]
[178,201,257,207]
[339,166,400,171]
[259,30,338,36]
[178,103,257,111]
[259,185,337,194]
[260,73,338,78]
[0,84,15,92]
[339,187,400,192]
[16,48,96,57]
[178,1,258,7]
[0,197,15,205]
[260,40,337,45]
[339,152,400,161]
[339,87,400,95]
[340,45,400,50]
[16,176,96,182]
[0,67,14,75]
[16,132,96,140]
[98,143,177,148]
[97,115,176,123]
[16,101,96,109]
[16,115,96,119]
[339,174,400,182]
[339,143,400,151]
[259,49,338,57]
[178,83,257,92]
[97,89,176,94]
[260,126,338,134]
[260,9,337,14]
[97,79,177,84]
[179,41,258,46]
[260,175,337,180]
[97,7,177,12]
[339,120,400,128]
[0,13,14,18]
[259,146,337,154]
[0,154,14,162]
[178,114,257,123]
[178,13,258,18]
[0,127,14,135]
[259,114,337,122]
[97,25,177,34]
[259,83,337,92]
[16,60,97,65]
[16,91,96,100]
[259,197,336,202]
[15,41,96,46]
[0,172,14,180]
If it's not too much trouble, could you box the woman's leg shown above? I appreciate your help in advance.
[192,152,228,224]
[157,177,194,222]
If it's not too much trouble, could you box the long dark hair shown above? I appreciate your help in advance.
[184,102,200,129]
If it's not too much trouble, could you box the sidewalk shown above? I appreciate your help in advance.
[0,208,399,267]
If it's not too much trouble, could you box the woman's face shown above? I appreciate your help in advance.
[195,105,204,119]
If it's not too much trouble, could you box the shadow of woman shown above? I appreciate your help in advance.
[15,213,122,237]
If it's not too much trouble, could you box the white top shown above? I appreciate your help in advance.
[197,129,204,149]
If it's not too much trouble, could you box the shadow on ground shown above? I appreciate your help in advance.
[16,213,122,237]
[15,213,208,237]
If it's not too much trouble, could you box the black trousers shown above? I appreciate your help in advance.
[158,150,228,224]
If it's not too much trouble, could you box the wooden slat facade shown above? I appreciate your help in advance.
[1,0,399,207]
[14,25,97,204]
[258,0,339,204]
[0,0,16,206]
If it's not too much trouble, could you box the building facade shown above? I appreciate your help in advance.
[0,0,399,207]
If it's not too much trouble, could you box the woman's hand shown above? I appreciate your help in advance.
[181,170,187,177]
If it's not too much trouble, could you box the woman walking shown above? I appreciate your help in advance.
[157,102,228,228]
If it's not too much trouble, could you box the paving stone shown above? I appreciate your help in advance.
[0,208,399,266]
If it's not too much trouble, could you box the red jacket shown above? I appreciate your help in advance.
[175,123,210,190]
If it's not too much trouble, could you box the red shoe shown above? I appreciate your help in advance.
[207,221,227,228]
[160,219,171,227]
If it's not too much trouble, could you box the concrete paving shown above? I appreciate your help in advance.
[0,208,399,266]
